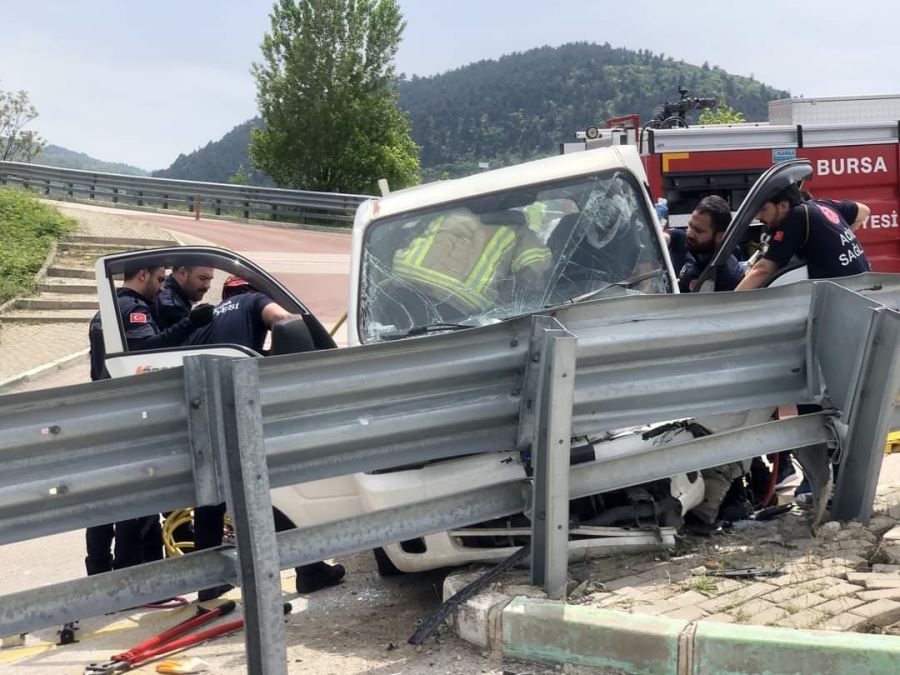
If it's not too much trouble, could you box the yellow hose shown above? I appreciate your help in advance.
[162,509,233,557]
[162,509,194,557]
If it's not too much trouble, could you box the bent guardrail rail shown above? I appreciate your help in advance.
[0,160,369,225]
[1,274,899,673]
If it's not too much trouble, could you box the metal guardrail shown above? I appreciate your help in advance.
[0,160,370,225]
[1,275,899,672]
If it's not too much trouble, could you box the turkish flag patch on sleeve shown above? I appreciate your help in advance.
[774,230,785,242]
[130,312,148,324]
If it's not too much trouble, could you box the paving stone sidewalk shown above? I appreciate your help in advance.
[478,477,900,637]
[53,202,175,241]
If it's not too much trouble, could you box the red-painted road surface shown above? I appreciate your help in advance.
[127,212,352,324]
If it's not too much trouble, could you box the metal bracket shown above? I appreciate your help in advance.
[183,355,225,506]
[517,315,565,453]
[525,316,577,599]
[832,307,900,522]
[809,282,881,413]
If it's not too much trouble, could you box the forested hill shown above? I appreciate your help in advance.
[35,145,148,176]
[153,118,271,185]
[154,41,789,185]
[400,42,789,180]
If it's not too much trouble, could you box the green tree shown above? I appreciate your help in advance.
[250,0,419,194]
[698,95,746,125]
[0,84,46,162]
[229,164,250,185]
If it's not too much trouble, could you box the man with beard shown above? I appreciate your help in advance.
[663,196,750,528]
[735,185,870,289]
[155,264,216,329]
[673,195,744,292]
[86,264,214,578]
[188,276,346,597]
[736,185,871,511]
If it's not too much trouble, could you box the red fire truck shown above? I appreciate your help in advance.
[597,94,900,272]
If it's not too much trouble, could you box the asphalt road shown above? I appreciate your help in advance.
[138,211,352,325]
[60,203,354,329]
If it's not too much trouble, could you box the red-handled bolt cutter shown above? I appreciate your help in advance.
[84,601,242,673]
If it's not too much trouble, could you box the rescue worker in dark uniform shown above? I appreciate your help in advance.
[153,264,215,554]
[84,264,214,576]
[737,185,871,512]
[665,195,743,293]
[736,185,870,289]
[155,264,215,329]
[188,276,346,596]
[659,197,749,528]
[664,225,688,278]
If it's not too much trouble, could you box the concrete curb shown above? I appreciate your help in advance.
[0,348,89,394]
[691,619,900,674]
[450,591,900,675]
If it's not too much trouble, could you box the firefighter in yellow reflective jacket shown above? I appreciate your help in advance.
[391,207,552,323]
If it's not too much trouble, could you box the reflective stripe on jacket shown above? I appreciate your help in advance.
[392,210,551,312]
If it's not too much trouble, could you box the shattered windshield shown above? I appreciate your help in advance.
[359,169,671,343]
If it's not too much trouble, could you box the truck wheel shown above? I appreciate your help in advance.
[373,547,403,576]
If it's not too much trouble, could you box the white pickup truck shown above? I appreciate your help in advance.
[95,145,797,574]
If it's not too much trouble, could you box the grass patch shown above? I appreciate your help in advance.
[683,575,718,595]
[0,188,74,303]
[732,606,749,622]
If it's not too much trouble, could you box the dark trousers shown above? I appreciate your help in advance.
[193,503,227,551]
[85,515,162,575]
[85,524,115,575]
[113,515,163,569]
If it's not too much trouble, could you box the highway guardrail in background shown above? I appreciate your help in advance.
[0,160,370,226]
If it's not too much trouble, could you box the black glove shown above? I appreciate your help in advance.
[189,303,215,327]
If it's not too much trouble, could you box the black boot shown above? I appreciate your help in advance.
[197,584,234,602]
[296,562,345,593]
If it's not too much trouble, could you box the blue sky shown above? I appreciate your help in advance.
[2,0,898,170]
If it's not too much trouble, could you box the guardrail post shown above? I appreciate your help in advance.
[216,357,288,675]
[66,182,73,198]
[44,179,50,195]
[89,180,95,200]
[244,200,250,220]
[194,193,201,220]
[831,308,900,521]
[525,316,577,599]
[112,187,118,204]
[137,190,143,206]
[163,193,168,209]
[183,356,226,507]
[215,198,221,216]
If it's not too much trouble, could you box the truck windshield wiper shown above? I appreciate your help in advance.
[405,322,474,336]
[549,268,666,307]
[381,322,475,340]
